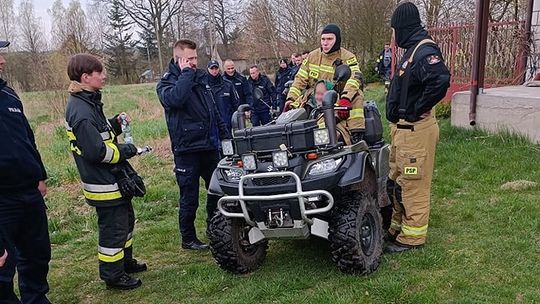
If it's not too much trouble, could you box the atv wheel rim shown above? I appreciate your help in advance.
[360,213,375,256]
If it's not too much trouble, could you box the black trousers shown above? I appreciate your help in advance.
[0,189,51,304]
[95,201,135,283]
[174,150,220,244]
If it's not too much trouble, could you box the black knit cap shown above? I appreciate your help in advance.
[391,2,421,29]
[321,24,341,54]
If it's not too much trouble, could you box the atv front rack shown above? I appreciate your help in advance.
[217,171,334,226]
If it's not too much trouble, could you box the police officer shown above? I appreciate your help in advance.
[223,59,253,107]
[0,40,52,303]
[288,53,302,79]
[65,54,147,289]
[207,60,239,131]
[247,65,277,126]
[275,58,291,112]
[384,2,450,253]
[376,43,393,91]
[286,24,365,140]
[157,39,229,251]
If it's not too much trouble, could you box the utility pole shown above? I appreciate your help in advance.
[209,0,215,59]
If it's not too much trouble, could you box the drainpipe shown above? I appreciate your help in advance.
[469,0,490,126]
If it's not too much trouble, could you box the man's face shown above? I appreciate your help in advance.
[294,55,302,66]
[208,66,220,77]
[173,47,198,69]
[321,33,336,53]
[279,62,287,69]
[249,67,259,80]
[82,70,107,91]
[302,53,308,60]
[315,82,328,105]
[224,61,235,76]
[0,55,6,73]
[384,44,390,50]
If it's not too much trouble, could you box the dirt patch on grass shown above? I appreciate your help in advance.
[500,180,538,191]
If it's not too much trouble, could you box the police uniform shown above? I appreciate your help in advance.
[207,63,240,131]
[286,24,365,131]
[248,74,276,126]
[0,74,51,303]
[224,70,253,107]
[157,60,230,250]
[385,2,450,252]
[65,81,145,287]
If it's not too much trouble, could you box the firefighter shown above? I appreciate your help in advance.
[285,24,365,136]
[64,54,147,289]
[206,60,240,131]
[0,40,52,303]
[384,2,450,253]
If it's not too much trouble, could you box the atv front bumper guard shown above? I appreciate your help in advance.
[217,171,334,226]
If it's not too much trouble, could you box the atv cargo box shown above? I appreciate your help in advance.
[233,120,318,154]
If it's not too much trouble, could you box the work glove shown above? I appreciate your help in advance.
[337,98,351,120]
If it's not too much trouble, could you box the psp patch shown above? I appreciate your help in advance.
[404,167,418,175]
[427,55,441,65]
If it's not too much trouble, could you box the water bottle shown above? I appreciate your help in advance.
[120,113,133,144]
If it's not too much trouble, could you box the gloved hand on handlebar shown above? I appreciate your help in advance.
[337,98,351,120]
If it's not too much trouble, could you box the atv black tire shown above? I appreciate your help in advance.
[208,212,268,274]
[329,171,383,274]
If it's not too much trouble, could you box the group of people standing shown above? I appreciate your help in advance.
[0,1,450,301]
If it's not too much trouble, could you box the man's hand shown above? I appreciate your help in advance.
[178,57,191,70]
[0,249,7,267]
[116,112,131,125]
[245,111,251,119]
[38,180,47,197]
[337,98,351,120]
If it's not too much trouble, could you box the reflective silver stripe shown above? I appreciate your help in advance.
[65,120,73,131]
[100,131,111,140]
[82,182,119,192]
[127,232,133,240]
[102,145,114,163]
[98,246,123,256]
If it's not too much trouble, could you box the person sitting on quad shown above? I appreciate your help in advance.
[284,24,365,138]
[306,80,365,145]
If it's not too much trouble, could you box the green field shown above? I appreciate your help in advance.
[20,83,540,303]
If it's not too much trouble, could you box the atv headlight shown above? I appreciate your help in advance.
[308,158,343,176]
[242,154,257,171]
[221,139,234,156]
[272,151,289,168]
[224,168,244,181]
[314,128,330,146]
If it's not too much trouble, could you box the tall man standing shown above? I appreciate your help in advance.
[247,65,276,126]
[384,2,450,253]
[223,59,253,107]
[157,40,230,250]
[0,40,52,303]
[206,60,239,131]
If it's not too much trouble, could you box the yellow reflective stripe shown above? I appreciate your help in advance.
[308,63,320,72]
[346,57,358,65]
[289,100,301,109]
[350,66,361,73]
[348,108,364,120]
[309,70,319,79]
[346,79,360,89]
[98,251,124,263]
[297,68,308,78]
[390,220,402,231]
[83,189,123,201]
[125,238,133,248]
[401,224,428,237]
[289,87,302,98]
[319,64,334,73]
[104,141,120,164]
[70,144,82,155]
[66,130,76,141]
[302,58,308,65]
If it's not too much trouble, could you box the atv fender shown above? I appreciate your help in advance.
[338,151,373,188]
[208,170,225,196]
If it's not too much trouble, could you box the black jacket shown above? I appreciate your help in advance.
[386,29,451,123]
[223,71,253,107]
[207,73,239,131]
[275,66,291,98]
[156,59,229,155]
[65,83,137,207]
[248,74,276,113]
[0,79,47,194]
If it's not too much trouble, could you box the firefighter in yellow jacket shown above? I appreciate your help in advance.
[285,24,365,138]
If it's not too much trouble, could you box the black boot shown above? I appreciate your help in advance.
[182,239,209,250]
[384,241,423,254]
[125,259,147,274]
[106,274,142,290]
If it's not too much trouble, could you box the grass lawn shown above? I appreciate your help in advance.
[19,82,540,304]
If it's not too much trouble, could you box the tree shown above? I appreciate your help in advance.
[49,0,92,54]
[18,0,45,54]
[0,0,16,47]
[104,0,138,83]
[118,0,185,73]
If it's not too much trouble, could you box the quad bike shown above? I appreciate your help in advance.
[207,65,391,275]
